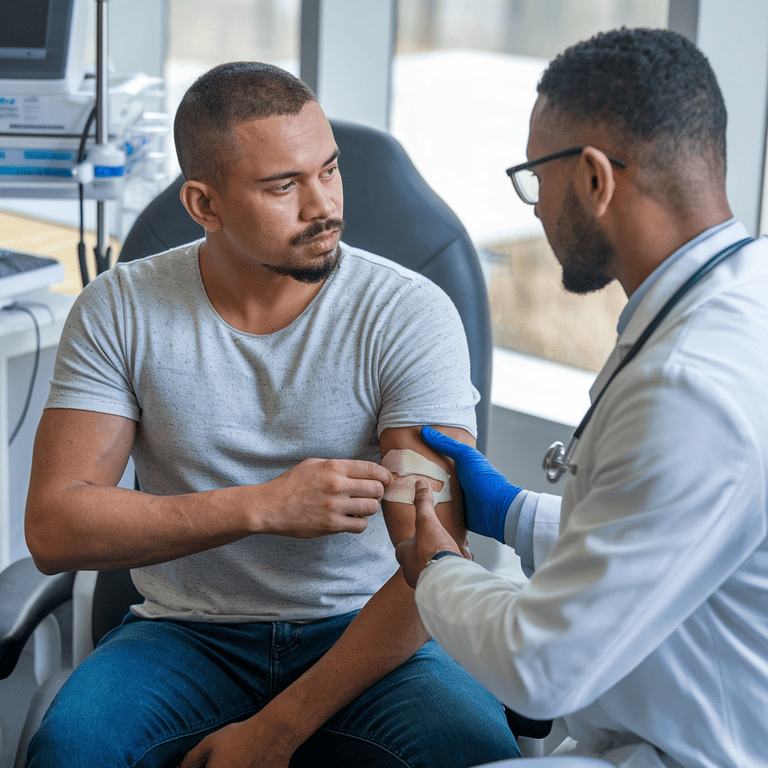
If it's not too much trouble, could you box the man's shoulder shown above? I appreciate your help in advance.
[111,239,202,281]
[338,242,446,297]
[340,242,419,276]
[335,244,460,326]
[83,240,202,300]
[68,240,203,328]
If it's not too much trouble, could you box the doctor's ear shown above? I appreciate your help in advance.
[180,180,224,233]
[577,146,617,218]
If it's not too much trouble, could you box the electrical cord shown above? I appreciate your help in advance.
[9,300,55,322]
[1,302,41,446]
[77,106,98,288]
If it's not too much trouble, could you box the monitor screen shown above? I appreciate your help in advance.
[0,0,76,81]
[0,0,51,59]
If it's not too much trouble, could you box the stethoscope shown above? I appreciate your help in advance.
[543,236,754,483]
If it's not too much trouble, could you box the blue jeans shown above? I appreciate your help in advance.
[28,610,520,767]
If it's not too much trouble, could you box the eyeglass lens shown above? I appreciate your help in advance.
[512,169,539,205]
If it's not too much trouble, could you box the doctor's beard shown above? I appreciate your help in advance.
[555,186,617,295]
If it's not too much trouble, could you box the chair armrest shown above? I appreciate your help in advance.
[0,557,75,679]
[504,706,553,740]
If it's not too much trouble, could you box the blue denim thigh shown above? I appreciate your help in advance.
[289,640,521,768]
[28,614,519,768]
[27,610,356,768]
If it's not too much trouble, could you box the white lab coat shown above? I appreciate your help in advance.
[415,220,768,768]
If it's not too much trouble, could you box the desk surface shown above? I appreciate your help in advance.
[0,290,76,359]
[0,209,121,299]
[0,288,76,569]
[0,207,120,570]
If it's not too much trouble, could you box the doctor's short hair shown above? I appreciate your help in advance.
[174,62,317,189]
[538,28,727,176]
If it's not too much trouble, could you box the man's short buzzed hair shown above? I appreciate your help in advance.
[538,28,727,176]
[174,62,317,189]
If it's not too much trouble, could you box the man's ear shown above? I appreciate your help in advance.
[179,180,223,233]
[577,146,617,219]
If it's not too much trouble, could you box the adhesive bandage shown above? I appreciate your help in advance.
[381,449,452,505]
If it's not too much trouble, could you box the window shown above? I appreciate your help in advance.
[392,0,668,372]
[165,0,301,176]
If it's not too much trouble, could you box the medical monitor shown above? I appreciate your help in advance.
[0,0,89,94]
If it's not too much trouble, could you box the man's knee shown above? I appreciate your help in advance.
[27,697,131,768]
[397,641,521,763]
[27,693,202,768]
[26,652,167,768]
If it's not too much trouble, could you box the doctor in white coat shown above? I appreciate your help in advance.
[396,28,768,768]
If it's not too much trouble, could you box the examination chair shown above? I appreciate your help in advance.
[0,119,550,766]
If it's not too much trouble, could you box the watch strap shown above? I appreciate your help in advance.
[426,550,463,567]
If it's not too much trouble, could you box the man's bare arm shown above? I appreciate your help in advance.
[177,424,475,767]
[25,408,390,574]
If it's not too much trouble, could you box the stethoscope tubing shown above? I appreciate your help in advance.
[544,236,755,483]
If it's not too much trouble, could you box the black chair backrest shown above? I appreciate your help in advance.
[333,120,492,448]
[92,569,143,646]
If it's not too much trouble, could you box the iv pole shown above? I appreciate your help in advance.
[77,0,162,286]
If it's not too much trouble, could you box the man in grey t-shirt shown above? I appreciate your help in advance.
[25,63,520,768]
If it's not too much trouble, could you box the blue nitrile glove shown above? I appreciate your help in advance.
[421,425,522,543]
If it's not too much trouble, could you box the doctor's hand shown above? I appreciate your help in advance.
[421,425,522,543]
[396,480,467,588]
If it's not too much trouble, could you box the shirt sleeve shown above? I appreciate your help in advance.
[45,269,140,422]
[376,278,479,437]
[415,363,766,720]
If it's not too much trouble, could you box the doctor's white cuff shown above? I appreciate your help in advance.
[504,490,539,577]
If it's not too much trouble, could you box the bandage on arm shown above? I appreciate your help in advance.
[378,425,472,548]
[382,449,452,505]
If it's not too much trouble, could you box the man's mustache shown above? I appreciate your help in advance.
[292,218,345,246]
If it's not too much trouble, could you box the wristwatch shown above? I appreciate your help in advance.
[425,550,464,568]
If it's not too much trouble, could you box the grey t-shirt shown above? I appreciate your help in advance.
[46,240,479,622]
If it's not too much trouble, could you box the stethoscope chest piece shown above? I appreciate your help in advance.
[543,437,578,483]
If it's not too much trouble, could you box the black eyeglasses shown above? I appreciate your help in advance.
[505,146,627,205]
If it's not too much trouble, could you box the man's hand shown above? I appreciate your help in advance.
[421,425,521,543]
[261,458,393,538]
[177,715,294,768]
[396,479,467,588]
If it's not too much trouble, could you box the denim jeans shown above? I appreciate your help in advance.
[28,610,520,767]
